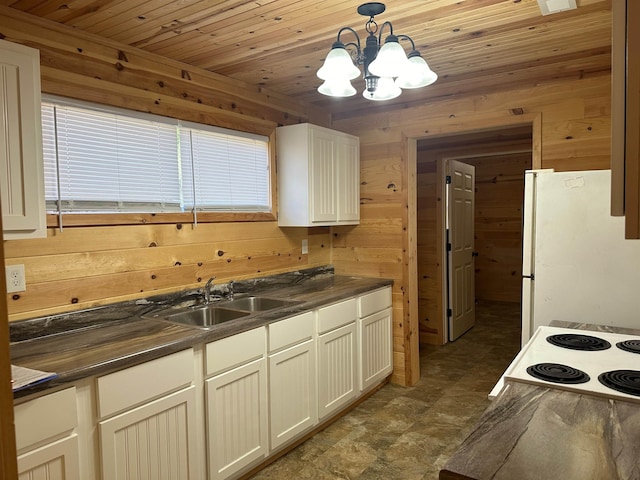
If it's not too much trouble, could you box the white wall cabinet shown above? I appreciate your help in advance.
[14,387,80,480]
[276,123,360,226]
[0,39,46,239]
[316,299,358,420]
[268,312,317,451]
[96,349,199,480]
[358,287,393,392]
[205,327,268,480]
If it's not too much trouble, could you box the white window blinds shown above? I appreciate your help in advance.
[42,96,271,215]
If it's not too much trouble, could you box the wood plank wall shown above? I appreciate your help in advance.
[0,8,332,322]
[333,73,611,383]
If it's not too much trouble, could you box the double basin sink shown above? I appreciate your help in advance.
[143,296,300,329]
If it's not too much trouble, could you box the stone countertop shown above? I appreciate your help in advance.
[439,322,640,480]
[10,267,392,400]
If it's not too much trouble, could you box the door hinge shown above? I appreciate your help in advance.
[447,308,452,318]
[445,175,452,184]
[447,242,452,252]
[523,274,535,280]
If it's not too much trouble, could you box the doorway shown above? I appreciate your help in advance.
[415,125,533,345]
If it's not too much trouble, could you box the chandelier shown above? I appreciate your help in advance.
[316,2,437,101]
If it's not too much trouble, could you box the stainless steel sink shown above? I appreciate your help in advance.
[163,306,250,329]
[224,296,299,312]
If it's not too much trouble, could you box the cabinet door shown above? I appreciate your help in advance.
[309,126,337,223]
[337,135,360,223]
[206,358,268,480]
[268,339,317,451]
[0,40,46,239]
[360,308,393,391]
[99,386,199,480]
[18,435,80,480]
[317,322,358,420]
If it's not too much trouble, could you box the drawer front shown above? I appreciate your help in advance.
[358,287,392,318]
[14,387,77,451]
[97,348,194,419]
[206,326,266,377]
[268,312,314,353]
[317,298,357,334]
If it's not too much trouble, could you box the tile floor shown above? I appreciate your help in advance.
[250,300,522,480]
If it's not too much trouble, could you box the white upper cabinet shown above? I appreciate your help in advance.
[276,123,359,226]
[0,40,46,239]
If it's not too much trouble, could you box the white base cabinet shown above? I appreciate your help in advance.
[268,312,317,451]
[268,340,317,450]
[205,327,268,480]
[99,387,198,480]
[96,348,199,480]
[17,435,80,480]
[317,322,358,420]
[15,387,80,480]
[13,286,394,480]
[358,287,393,392]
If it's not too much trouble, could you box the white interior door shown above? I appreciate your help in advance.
[447,160,476,341]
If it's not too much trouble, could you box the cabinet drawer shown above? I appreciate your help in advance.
[14,387,77,451]
[97,349,194,419]
[317,298,357,334]
[206,326,266,377]
[268,312,314,353]
[358,287,392,318]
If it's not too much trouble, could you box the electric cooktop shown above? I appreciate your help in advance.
[502,326,640,403]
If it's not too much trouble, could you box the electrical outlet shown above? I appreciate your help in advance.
[6,264,26,293]
[301,239,309,255]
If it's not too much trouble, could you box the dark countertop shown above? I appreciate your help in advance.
[11,267,392,400]
[439,321,640,480]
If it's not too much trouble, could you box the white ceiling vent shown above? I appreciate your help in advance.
[537,0,577,15]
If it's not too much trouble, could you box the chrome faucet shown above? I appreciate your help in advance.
[203,276,216,304]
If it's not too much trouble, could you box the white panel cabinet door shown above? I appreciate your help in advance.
[99,386,199,480]
[337,134,360,223]
[359,308,393,392]
[17,435,80,480]
[268,339,317,451]
[309,126,338,223]
[317,322,358,420]
[0,39,46,239]
[206,358,268,480]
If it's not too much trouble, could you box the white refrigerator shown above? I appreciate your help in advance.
[521,169,640,346]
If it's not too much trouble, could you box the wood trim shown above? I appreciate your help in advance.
[402,136,420,386]
[611,0,627,216]
[46,211,277,228]
[625,0,640,238]
[0,213,18,478]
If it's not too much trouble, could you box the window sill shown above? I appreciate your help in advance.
[46,211,277,227]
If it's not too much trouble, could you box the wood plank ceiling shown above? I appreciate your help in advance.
[2,0,611,117]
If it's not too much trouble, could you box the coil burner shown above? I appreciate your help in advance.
[598,370,640,397]
[526,363,590,385]
[546,333,611,351]
[616,340,640,355]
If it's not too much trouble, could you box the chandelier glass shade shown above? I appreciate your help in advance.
[316,2,437,101]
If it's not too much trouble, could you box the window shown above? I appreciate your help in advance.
[41,96,271,217]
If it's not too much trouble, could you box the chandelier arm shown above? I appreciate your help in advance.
[397,34,417,52]
[377,21,394,44]
[336,26,362,52]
